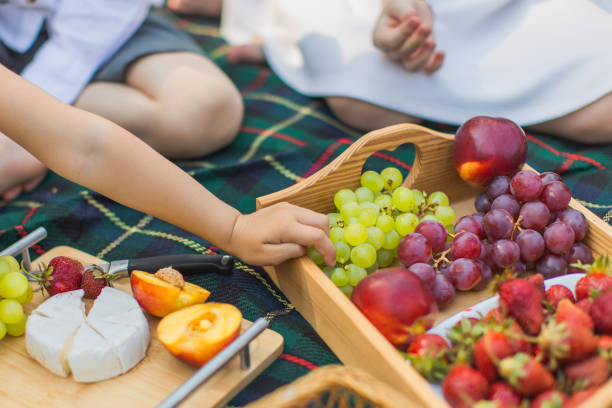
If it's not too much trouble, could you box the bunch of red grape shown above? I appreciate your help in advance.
[398,170,593,310]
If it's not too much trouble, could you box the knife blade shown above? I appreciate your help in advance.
[27,254,233,280]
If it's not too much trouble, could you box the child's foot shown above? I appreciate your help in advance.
[166,0,222,17]
[0,134,47,201]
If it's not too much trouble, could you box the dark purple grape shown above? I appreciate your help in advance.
[548,211,560,225]
[432,274,455,309]
[557,209,588,242]
[516,229,545,262]
[510,170,543,202]
[397,233,432,267]
[483,209,514,241]
[507,261,527,277]
[450,231,482,260]
[519,201,550,231]
[415,220,448,253]
[541,181,571,211]
[536,253,568,278]
[475,192,492,213]
[449,258,482,291]
[472,261,492,291]
[492,239,520,268]
[540,172,562,186]
[486,176,511,199]
[479,241,494,266]
[543,221,575,254]
[491,194,520,219]
[454,215,484,239]
[407,263,436,289]
[566,242,594,274]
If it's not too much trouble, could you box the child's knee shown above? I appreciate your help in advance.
[164,80,243,156]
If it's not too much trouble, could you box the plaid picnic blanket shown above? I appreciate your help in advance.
[2,12,612,406]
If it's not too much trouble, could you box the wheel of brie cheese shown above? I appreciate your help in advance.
[26,287,150,383]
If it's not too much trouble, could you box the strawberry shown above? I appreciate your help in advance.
[563,355,610,393]
[556,298,594,331]
[487,382,522,408]
[590,291,612,334]
[442,365,489,408]
[531,390,568,408]
[80,266,118,299]
[597,334,612,352]
[498,353,555,397]
[448,317,488,365]
[575,274,612,301]
[483,309,531,355]
[575,298,592,316]
[538,318,598,367]
[25,256,83,296]
[565,388,598,408]
[525,273,545,296]
[499,278,544,335]
[545,285,575,310]
[406,334,450,382]
[473,331,514,382]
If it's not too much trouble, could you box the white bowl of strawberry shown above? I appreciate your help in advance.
[404,262,612,408]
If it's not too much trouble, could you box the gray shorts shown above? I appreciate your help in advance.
[0,9,203,83]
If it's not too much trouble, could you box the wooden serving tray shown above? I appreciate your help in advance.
[0,246,283,408]
[256,124,612,408]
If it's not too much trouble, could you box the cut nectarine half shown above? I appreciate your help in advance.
[157,303,242,366]
[130,269,210,317]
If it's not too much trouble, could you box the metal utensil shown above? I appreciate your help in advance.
[156,317,269,408]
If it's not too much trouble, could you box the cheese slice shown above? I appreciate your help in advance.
[87,287,140,321]
[68,322,123,383]
[33,289,85,323]
[25,314,81,377]
[25,287,149,383]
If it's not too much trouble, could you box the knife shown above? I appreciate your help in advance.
[27,254,234,280]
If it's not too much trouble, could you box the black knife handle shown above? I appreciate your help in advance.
[127,254,233,276]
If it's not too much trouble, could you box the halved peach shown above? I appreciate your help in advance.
[157,303,242,366]
[130,269,210,317]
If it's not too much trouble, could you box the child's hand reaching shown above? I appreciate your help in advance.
[373,0,444,74]
[228,203,336,267]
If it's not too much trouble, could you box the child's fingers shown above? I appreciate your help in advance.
[402,41,435,72]
[296,208,330,234]
[424,51,445,74]
[263,242,306,266]
[281,223,336,266]
[373,18,419,53]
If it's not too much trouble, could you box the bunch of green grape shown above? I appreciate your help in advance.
[307,167,455,297]
[0,255,32,340]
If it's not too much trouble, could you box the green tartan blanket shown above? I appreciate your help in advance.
[2,13,612,406]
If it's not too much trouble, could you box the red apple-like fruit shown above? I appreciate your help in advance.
[351,268,438,350]
[454,116,527,186]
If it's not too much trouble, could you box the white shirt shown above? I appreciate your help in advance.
[0,0,155,104]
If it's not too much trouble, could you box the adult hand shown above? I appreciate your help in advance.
[228,202,336,267]
[373,0,444,74]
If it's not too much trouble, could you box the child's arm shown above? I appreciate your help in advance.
[0,66,335,266]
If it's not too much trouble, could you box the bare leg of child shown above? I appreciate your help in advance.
[166,0,222,17]
[0,133,47,201]
[528,92,612,144]
[326,97,421,132]
[74,52,243,159]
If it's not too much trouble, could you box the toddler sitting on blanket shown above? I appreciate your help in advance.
[0,0,242,201]
[185,0,612,144]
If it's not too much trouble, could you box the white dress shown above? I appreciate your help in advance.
[221,0,612,126]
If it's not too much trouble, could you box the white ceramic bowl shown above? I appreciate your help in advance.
[411,273,586,397]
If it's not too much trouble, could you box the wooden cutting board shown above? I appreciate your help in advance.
[0,246,283,408]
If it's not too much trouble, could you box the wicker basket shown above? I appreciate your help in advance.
[245,365,414,408]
